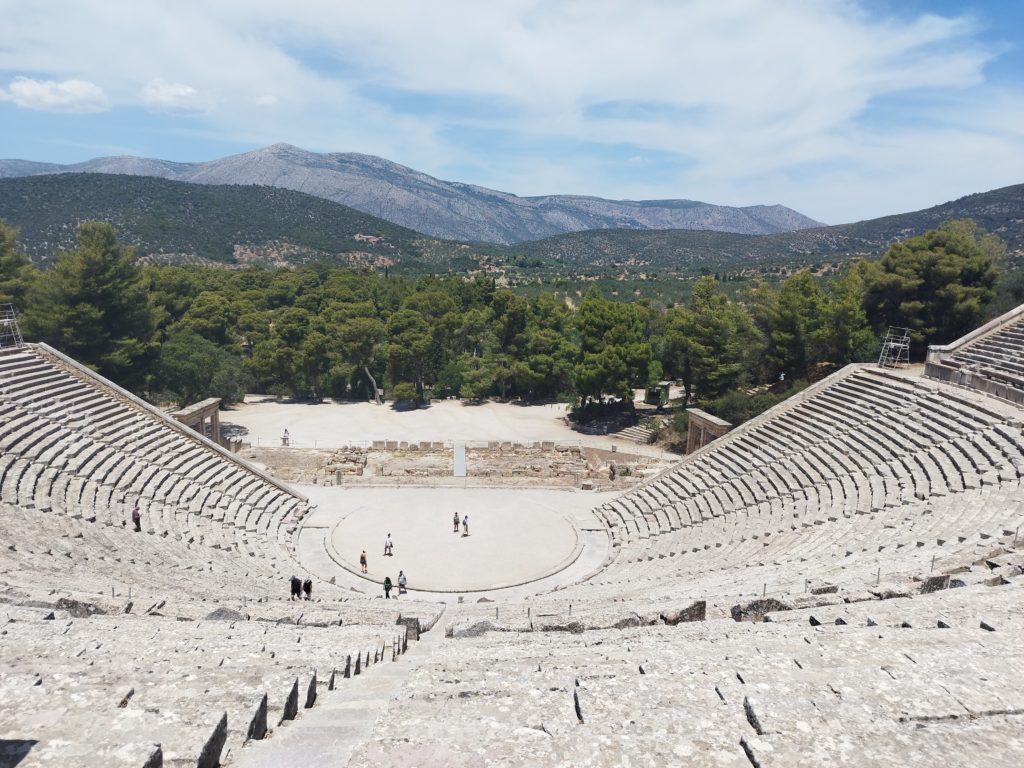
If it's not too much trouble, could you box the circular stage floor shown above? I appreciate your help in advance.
[322,487,584,592]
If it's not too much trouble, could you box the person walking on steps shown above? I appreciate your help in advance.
[398,570,407,594]
[302,577,313,600]
[289,575,302,600]
[360,550,368,574]
[383,576,393,599]
[131,506,141,532]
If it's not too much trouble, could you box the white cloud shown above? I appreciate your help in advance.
[0,76,108,112]
[0,1,1020,222]
[140,78,208,112]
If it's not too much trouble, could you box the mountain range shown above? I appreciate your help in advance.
[510,183,1024,269]
[0,143,822,244]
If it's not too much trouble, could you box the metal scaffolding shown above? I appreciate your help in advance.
[0,304,24,350]
[877,326,911,368]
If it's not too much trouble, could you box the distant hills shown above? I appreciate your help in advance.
[0,173,1019,278]
[0,173,478,273]
[0,143,821,244]
[509,183,1024,269]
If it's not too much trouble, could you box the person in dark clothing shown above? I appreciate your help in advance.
[302,577,313,600]
[453,511,460,532]
[290,575,302,600]
[131,506,141,532]
[383,576,393,599]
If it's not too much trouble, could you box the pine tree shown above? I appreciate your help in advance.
[0,220,36,309]
[22,222,156,391]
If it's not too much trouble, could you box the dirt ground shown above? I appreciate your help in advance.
[224,397,676,458]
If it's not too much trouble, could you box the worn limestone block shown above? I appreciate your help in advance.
[535,619,585,633]
[810,583,839,595]
[661,600,707,625]
[54,597,106,618]
[205,606,247,622]
[450,620,501,638]
[398,616,420,641]
[730,598,791,622]
[920,574,952,594]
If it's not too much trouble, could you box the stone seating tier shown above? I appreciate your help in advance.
[353,578,1024,768]
[0,345,316,600]
[0,612,406,767]
[583,365,1022,602]
[926,305,1024,402]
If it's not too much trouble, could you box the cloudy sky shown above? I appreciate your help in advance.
[1,0,1022,224]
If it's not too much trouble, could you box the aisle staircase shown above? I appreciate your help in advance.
[615,425,655,444]
[233,608,447,768]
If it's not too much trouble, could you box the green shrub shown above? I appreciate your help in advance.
[391,382,418,402]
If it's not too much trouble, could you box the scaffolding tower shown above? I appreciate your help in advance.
[877,326,911,368]
[0,304,25,350]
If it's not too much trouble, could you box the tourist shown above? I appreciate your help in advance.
[462,514,469,536]
[282,428,290,446]
[384,533,393,556]
[302,577,313,600]
[383,575,392,599]
[398,570,407,594]
[131,506,141,532]
[453,510,460,532]
[360,550,368,574]
[289,575,302,600]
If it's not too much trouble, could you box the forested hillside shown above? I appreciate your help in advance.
[0,219,1009,435]
[509,183,1024,268]
[0,173,481,273]
[2,175,1019,284]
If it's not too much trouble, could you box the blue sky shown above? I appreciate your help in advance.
[1,0,1022,225]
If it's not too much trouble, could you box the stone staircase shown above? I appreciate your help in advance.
[614,424,655,444]
[233,608,448,768]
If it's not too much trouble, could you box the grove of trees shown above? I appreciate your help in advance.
[0,219,1010,427]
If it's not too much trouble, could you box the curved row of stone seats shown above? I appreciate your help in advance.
[582,480,1024,602]
[445,525,1022,633]
[926,302,1024,404]
[584,366,1022,595]
[761,576,1024,629]
[0,501,447,637]
[0,344,311,582]
[0,612,405,767]
[946,306,1024,375]
[351,578,1024,768]
[596,366,1022,545]
[0,500,289,603]
[127,597,446,631]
